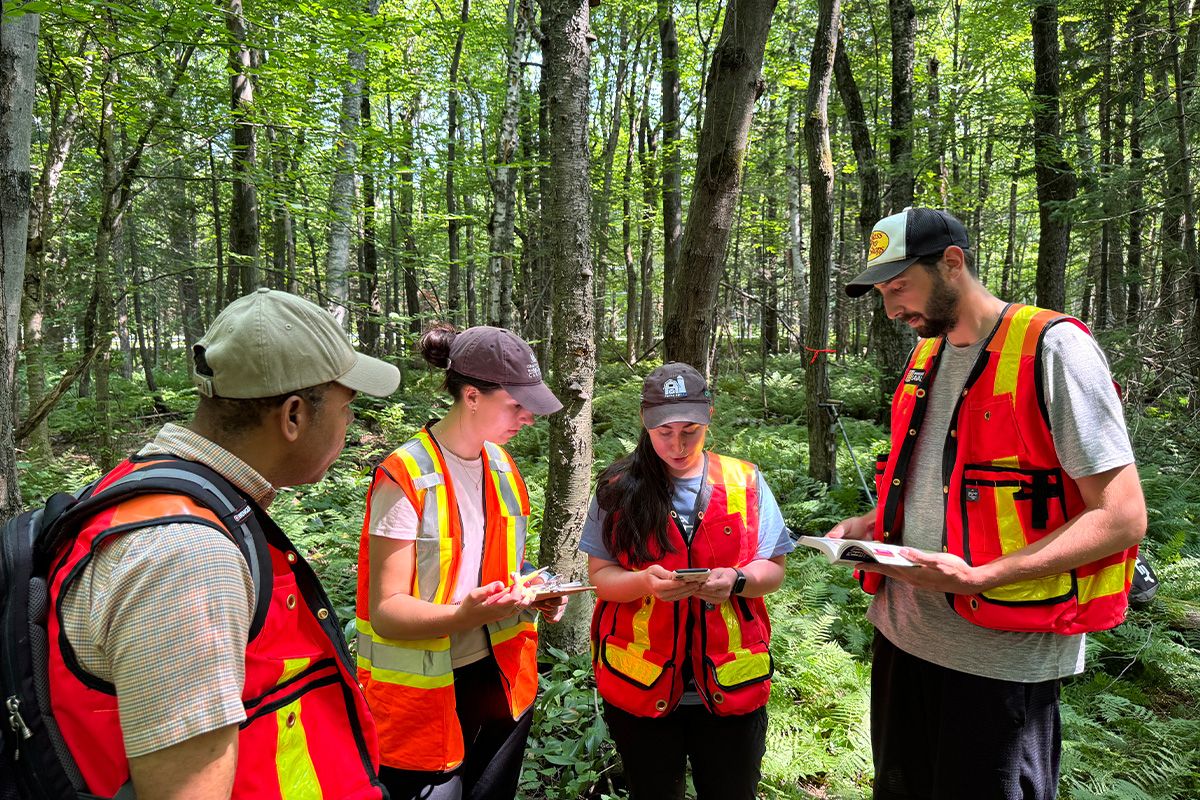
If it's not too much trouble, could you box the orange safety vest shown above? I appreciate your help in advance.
[355,427,539,772]
[47,455,383,799]
[590,452,773,718]
[866,303,1137,634]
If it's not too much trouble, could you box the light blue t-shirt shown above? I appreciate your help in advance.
[578,469,794,562]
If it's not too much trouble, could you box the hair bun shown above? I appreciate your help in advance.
[419,323,457,369]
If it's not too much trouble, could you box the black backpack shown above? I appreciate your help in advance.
[1,457,273,800]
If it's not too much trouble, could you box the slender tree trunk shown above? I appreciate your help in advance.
[209,139,228,309]
[0,5,39,512]
[638,86,658,356]
[358,83,381,353]
[400,101,422,334]
[538,0,594,654]
[887,0,916,211]
[592,19,630,345]
[126,210,168,415]
[927,56,948,207]
[446,0,470,325]
[1128,2,1146,324]
[805,0,840,485]
[227,0,259,295]
[623,56,640,362]
[488,0,534,329]
[1003,156,1021,298]
[785,79,808,339]
[664,0,778,372]
[1031,1,1076,311]
[659,0,683,324]
[268,126,295,291]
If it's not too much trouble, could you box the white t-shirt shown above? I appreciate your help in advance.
[370,451,490,667]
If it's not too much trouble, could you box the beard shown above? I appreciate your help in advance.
[906,268,960,338]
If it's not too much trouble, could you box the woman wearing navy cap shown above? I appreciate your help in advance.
[355,324,564,800]
[579,362,794,800]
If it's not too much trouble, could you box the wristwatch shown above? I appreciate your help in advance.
[731,568,747,596]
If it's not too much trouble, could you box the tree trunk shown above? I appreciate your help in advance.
[1031,1,1076,311]
[1167,0,1200,392]
[664,0,778,372]
[127,211,168,415]
[358,84,381,353]
[1003,156,1021,298]
[887,0,916,211]
[327,0,380,328]
[1127,1,1146,324]
[623,55,641,362]
[22,38,87,458]
[400,100,422,334]
[785,81,808,340]
[446,0,470,325]
[488,0,533,329]
[805,0,840,485]
[227,0,259,296]
[592,18,630,345]
[659,0,682,323]
[927,56,948,207]
[638,84,658,356]
[537,0,595,655]
[268,126,296,291]
[209,140,228,310]
[1,5,38,512]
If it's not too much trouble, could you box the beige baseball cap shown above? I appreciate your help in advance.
[193,288,401,399]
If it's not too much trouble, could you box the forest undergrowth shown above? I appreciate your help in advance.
[17,347,1200,800]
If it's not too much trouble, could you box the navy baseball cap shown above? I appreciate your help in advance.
[845,207,970,297]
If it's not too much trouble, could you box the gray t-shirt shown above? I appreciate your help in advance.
[868,321,1135,682]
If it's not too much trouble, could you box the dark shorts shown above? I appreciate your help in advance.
[871,630,1062,800]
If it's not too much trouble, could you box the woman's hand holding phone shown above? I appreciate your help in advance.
[643,564,702,602]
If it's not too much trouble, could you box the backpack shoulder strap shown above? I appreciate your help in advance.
[41,456,273,642]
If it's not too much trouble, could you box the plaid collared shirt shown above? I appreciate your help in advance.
[59,425,267,757]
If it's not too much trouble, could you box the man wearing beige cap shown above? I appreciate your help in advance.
[46,289,399,799]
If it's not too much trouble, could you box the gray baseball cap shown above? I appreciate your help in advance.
[448,326,562,415]
[193,288,400,399]
[640,362,712,428]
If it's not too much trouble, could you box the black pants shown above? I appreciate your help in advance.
[871,631,1062,800]
[379,658,534,800]
[602,701,768,800]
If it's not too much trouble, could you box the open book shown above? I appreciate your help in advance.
[797,536,917,567]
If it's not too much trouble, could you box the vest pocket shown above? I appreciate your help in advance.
[599,633,674,689]
[960,465,1074,605]
[961,398,1029,463]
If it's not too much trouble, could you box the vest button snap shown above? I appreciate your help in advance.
[723,526,732,535]
[317,608,329,620]
[655,699,668,712]
[943,486,949,494]
[983,411,991,421]
[892,478,901,486]
[286,552,297,564]
[908,429,916,436]
[950,429,957,438]
[286,712,297,728]
[712,691,725,704]
[970,598,979,610]
[915,389,926,398]
[962,389,969,397]
[286,594,297,610]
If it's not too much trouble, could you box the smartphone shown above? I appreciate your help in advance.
[673,568,711,583]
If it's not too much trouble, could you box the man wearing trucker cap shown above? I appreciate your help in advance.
[49,289,399,798]
[828,208,1145,799]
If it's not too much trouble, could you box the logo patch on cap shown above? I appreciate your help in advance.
[868,231,889,262]
[526,361,542,380]
[662,376,688,399]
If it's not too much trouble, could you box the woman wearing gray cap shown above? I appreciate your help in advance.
[579,362,794,800]
[353,324,563,800]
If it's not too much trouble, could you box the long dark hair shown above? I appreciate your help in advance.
[597,429,676,566]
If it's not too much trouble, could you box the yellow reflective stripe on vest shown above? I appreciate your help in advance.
[487,614,537,646]
[604,643,664,687]
[276,657,320,800]
[484,442,526,570]
[395,441,455,605]
[711,602,771,687]
[993,304,1040,399]
[901,338,939,400]
[993,484,1027,555]
[982,572,1073,603]
[355,618,453,689]
[1078,560,1132,604]
[715,456,752,525]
